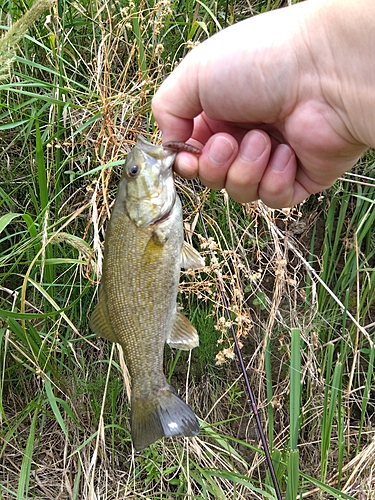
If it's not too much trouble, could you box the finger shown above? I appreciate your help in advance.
[197,134,239,190]
[173,118,247,180]
[224,130,271,203]
[173,151,200,179]
[258,144,303,208]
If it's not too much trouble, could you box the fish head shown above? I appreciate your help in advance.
[121,136,177,227]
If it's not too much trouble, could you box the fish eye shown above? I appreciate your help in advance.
[127,164,140,178]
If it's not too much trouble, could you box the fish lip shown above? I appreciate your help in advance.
[137,135,177,162]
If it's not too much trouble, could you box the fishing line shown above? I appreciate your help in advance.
[191,181,283,500]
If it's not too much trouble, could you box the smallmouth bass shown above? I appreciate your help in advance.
[90,136,205,451]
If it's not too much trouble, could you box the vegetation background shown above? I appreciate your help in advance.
[1,0,375,498]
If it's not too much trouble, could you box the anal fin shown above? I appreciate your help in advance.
[167,311,199,351]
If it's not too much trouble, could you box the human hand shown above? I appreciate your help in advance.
[152,0,375,208]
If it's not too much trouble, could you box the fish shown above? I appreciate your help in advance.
[89,135,205,451]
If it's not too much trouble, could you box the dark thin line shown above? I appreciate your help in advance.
[191,181,283,500]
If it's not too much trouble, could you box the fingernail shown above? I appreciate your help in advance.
[270,144,293,172]
[208,136,235,165]
[240,131,267,162]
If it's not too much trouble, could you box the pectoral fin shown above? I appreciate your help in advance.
[167,311,199,351]
[89,296,117,344]
[181,241,205,270]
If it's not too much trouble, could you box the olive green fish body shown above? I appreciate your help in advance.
[90,137,204,450]
[102,196,182,387]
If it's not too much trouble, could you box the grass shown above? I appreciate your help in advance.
[1,0,375,498]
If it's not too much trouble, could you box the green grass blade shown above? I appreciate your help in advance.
[0,213,24,233]
[285,449,299,500]
[195,0,223,32]
[321,357,343,483]
[34,113,48,212]
[16,400,41,500]
[289,328,301,451]
[265,334,274,451]
[132,10,147,80]
[300,470,356,499]
[357,343,375,451]
[44,375,69,439]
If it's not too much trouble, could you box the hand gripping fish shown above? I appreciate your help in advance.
[90,136,205,451]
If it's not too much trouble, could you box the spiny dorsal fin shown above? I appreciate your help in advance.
[167,311,199,351]
[181,241,205,270]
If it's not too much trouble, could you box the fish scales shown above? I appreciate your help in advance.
[90,136,205,450]
[103,205,181,385]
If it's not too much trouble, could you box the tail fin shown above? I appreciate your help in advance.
[131,385,200,451]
